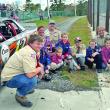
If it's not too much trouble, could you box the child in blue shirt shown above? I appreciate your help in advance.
[55,33,80,73]
[40,47,51,74]
[85,39,102,73]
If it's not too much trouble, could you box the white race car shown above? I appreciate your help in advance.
[0,18,37,71]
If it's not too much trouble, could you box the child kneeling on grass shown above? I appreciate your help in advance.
[50,47,63,73]
[72,37,86,71]
[40,47,52,81]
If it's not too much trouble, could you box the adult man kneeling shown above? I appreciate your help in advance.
[1,34,44,107]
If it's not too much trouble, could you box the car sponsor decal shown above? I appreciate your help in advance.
[16,37,26,51]
[0,44,10,63]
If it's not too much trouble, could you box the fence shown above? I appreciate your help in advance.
[88,0,110,33]
[0,10,74,21]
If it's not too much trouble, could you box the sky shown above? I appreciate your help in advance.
[0,0,79,10]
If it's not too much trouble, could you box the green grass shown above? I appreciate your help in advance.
[34,19,49,27]
[61,69,98,89]
[52,16,70,23]
[68,17,91,45]
[60,17,98,89]
[34,16,70,27]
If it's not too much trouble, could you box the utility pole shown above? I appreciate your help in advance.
[105,0,110,32]
[97,0,100,28]
[40,0,41,9]
[93,0,95,31]
[87,0,90,23]
[89,0,92,26]
[74,0,77,16]
[47,0,50,20]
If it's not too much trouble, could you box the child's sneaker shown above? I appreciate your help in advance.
[68,69,74,73]
[81,66,85,71]
[96,69,102,73]
[43,74,52,81]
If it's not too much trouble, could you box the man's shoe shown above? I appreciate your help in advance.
[81,66,85,71]
[68,69,74,73]
[15,95,33,107]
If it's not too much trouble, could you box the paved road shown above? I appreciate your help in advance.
[56,17,81,32]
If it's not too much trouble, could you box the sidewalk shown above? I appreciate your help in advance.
[1,87,110,110]
[0,87,104,110]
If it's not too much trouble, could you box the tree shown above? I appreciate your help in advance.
[25,0,31,11]
[30,3,40,11]
[24,3,40,11]
[26,0,31,3]
[24,0,40,11]
[50,0,65,11]
[76,0,88,16]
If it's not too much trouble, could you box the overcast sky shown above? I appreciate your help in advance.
[0,0,79,10]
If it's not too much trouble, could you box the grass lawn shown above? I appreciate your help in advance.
[34,16,70,27]
[61,69,98,89]
[68,17,91,45]
[61,17,98,89]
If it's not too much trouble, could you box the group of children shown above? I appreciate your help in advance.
[39,33,74,80]
[35,25,110,81]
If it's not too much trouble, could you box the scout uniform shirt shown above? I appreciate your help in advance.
[1,45,37,82]
[45,29,61,44]
[95,33,109,47]
[96,36,106,47]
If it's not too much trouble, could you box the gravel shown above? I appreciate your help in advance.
[37,71,76,92]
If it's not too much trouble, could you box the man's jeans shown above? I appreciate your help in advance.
[6,74,38,96]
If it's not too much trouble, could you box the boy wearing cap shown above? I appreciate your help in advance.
[72,37,86,70]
